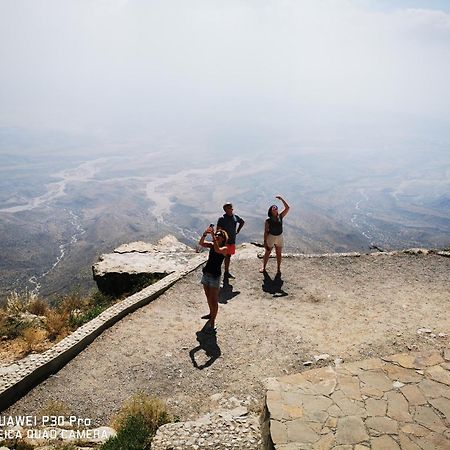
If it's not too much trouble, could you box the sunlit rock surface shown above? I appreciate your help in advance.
[92,235,202,295]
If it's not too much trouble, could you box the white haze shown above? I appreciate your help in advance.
[1,0,450,147]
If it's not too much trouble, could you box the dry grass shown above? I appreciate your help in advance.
[1,284,153,364]
[111,392,171,433]
[27,297,49,316]
[5,290,35,315]
[38,399,71,418]
[59,292,87,314]
[22,327,48,354]
[44,309,69,341]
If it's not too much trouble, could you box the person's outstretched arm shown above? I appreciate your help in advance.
[199,226,213,249]
[276,195,290,218]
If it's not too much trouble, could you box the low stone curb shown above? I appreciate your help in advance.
[0,255,206,412]
[276,248,447,259]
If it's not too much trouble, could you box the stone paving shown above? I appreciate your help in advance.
[263,349,450,449]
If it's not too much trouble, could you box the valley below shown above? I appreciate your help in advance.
[0,141,449,299]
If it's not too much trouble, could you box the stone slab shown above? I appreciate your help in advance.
[264,349,449,449]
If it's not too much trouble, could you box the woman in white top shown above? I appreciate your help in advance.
[260,195,290,275]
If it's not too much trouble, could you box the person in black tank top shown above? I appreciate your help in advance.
[260,195,290,275]
[198,225,229,333]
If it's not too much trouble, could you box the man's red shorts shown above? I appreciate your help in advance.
[226,244,236,255]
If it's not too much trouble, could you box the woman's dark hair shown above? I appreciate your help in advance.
[215,229,229,244]
[268,205,277,218]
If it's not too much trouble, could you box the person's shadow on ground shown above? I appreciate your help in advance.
[189,323,221,370]
[219,277,240,304]
[262,271,288,297]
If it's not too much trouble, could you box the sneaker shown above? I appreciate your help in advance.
[201,314,211,320]
[224,271,235,279]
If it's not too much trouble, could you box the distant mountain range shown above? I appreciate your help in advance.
[1,140,449,299]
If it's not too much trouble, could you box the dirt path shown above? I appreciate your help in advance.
[5,253,450,426]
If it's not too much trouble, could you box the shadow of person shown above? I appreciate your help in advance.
[189,323,222,370]
[219,276,241,304]
[262,271,288,297]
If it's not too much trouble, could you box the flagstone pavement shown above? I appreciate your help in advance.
[263,349,450,450]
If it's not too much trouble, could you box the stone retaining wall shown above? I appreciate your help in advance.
[0,255,206,412]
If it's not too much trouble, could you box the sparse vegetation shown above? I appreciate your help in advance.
[111,393,172,432]
[22,327,47,353]
[101,393,172,450]
[5,289,35,315]
[0,271,163,363]
[127,273,165,296]
[27,297,49,316]
[38,399,71,418]
[45,309,70,341]
[0,311,30,339]
[0,439,35,450]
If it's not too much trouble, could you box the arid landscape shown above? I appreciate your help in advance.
[0,134,449,300]
[1,2,450,448]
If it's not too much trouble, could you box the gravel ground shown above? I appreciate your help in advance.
[5,252,450,435]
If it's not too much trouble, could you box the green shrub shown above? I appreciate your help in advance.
[101,393,172,450]
[0,313,30,339]
[127,273,165,295]
[100,414,153,450]
[91,290,114,306]
[111,393,171,433]
[69,303,108,328]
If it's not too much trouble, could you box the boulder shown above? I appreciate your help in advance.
[92,235,199,296]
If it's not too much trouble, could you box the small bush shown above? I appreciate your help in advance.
[101,393,171,450]
[0,313,30,339]
[67,290,113,329]
[91,290,114,305]
[27,297,49,316]
[6,290,36,315]
[44,309,69,341]
[59,291,87,314]
[22,327,47,353]
[69,303,108,328]
[101,414,153,450]
[111,393,171,433]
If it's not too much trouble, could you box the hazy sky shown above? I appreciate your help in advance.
[1,0,450,144]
